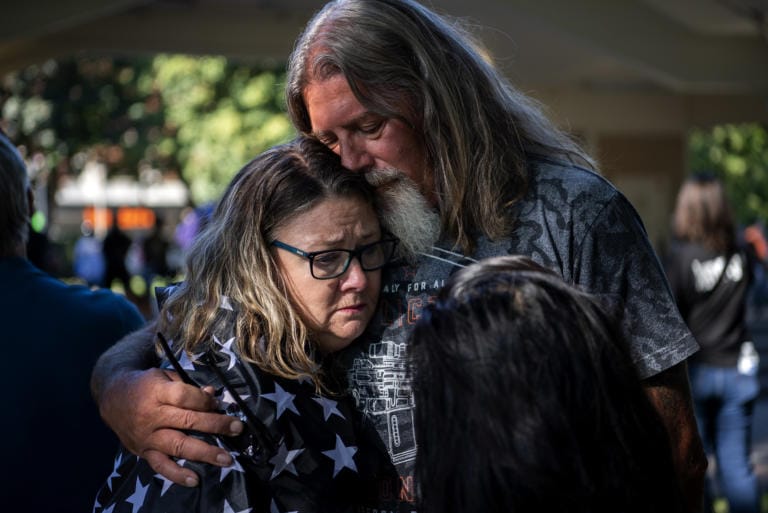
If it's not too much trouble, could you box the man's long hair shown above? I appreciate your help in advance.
[409,256,685,513]
[157,137,377,388]
[286,0,593,253]
[672,173,737,254]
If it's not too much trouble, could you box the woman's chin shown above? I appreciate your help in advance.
[316,326,366,353]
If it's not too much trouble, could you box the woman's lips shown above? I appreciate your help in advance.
[338,303,366,313]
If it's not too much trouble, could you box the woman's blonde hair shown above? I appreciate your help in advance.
[157,137,376,387]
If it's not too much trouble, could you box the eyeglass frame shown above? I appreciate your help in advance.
[271,238,399,280]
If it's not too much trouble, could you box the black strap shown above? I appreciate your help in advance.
[156,332,200,387]
[201,352,277,453]
[156,332,277,456]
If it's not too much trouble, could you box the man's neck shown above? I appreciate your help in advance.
[1,242,27,259]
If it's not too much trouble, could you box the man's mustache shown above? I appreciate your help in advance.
[365,167,440,262]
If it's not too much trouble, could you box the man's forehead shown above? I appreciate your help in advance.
[304,76,370,129]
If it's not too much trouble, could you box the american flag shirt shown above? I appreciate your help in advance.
[92,297,388,513]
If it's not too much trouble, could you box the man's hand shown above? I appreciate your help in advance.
[98,368,244,487]
[644,361,707,513]
[91,323,243,486]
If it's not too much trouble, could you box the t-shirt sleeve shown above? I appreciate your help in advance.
[662,242,690,317]
[575,192,698,378]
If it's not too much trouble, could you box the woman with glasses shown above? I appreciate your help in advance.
[93,137,399,513]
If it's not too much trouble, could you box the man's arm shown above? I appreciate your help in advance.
[91,321,243,487]
[643,360,707,513]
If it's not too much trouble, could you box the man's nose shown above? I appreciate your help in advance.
[338,140,374,172]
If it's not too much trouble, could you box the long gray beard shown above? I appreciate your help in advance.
[365,168,440,262]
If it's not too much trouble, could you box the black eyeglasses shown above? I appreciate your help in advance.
[271,238,399,279]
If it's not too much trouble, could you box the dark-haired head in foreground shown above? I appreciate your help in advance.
[409,255,686,513]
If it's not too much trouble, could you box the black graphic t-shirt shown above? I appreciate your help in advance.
[342,158,699,512]
[665,239,751,366]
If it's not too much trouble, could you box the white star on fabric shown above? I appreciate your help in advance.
[153,473,175,496]
[220,452,245,481]
[101,504,116,513]
[313,396,345,421]
[262,383,299,419]
[219,389,237,408]
[214,335,238,370]
[270,498,299,513]
[222,498,252,513]
[177,350,197,371]
[219,388,250,409]
[322,434,358,478]
[107,452,124,491]
[221,295,234,311]
[212,438,246,481]
[269,442,304,480]
[125,477,150,513]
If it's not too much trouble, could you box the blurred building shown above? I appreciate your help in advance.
[51,159,189,243]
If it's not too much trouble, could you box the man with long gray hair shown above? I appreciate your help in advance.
[91,1,706,511]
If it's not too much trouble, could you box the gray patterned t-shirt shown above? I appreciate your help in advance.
[342,157,699,512]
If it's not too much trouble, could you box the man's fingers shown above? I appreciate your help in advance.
[156,380,220,412]
[154,402,244,437]
[146,429,235,468]
[142,449,200,487]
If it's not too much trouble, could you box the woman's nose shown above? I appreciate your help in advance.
[340,257,368,290]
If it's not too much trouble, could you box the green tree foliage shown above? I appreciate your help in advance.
[0,54,294,207]
[688,123,768,225]
[2,58,166,182]
[149,55,294,203]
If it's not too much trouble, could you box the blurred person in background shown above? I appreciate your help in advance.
[743,220,768,322]
[141,213,171,315]
[74,219,106,287]
[0,128,146,511]
[665,173,760,513]
[102,210,133,293]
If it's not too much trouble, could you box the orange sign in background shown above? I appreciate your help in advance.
[82,206,156,231]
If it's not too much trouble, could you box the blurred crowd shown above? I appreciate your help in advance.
[27,204,214,318]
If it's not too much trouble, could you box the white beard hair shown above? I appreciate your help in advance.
[365,168,441,262]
